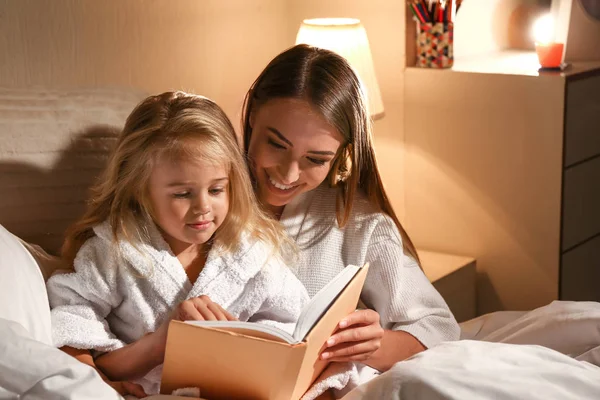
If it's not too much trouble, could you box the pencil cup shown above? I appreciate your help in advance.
[417,22,454,68]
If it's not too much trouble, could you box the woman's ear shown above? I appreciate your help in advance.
[328,145,352,187]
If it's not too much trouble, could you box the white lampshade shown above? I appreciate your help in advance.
[296,18,384,119]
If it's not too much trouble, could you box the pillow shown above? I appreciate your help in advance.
[342,340,600,400]
[0,318,122,399]
[0,87,146,255]
[0,224,52,345]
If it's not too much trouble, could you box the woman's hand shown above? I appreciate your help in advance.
[320,309,384,363]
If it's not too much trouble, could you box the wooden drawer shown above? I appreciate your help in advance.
[432,262,476,323]
[561,156,600,250]
[560,235,600,301]
[564,74,600,167]
[419,250,477,322]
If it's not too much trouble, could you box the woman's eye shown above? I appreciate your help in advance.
[173,192,191,199]
[268,139,286,150]
[209,187,225,195]
[307,157,327,166]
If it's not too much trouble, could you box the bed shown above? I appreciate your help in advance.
[1,87,600,400]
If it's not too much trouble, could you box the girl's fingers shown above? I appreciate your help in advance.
[178,295,236,322]
[178,301,205,321]
[216,304,237,321]
[206,302,228,321]
[122,381,148,398]
[192,298,218,321]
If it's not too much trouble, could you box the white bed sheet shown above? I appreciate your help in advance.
[460,300,600,364]
[340,300,600,399]
[342,340,600,400]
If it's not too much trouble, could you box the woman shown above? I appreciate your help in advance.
[242,44,460,375]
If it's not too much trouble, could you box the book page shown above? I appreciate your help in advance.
[293,264,361,342]
[184,320,295,343]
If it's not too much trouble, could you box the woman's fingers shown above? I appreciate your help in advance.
[319,309,384,362]
[321,324,383,360]
[327,323,383,347]
[338,308,380,329]
[321,339,381,362]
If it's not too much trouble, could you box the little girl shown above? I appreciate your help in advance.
[46,92,309,395]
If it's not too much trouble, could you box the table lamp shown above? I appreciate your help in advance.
[296,18,384,119]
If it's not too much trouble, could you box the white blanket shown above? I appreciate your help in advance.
[341,340,600,400]
[339,300,600,399]
[460,300,600,364]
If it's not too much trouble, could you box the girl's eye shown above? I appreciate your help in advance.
[173,192,191,199]
[268,138,286,150]
[209,187,225,195]
[307,157,327,166]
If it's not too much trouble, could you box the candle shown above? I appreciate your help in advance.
[532,14,564,68]
[535,42,564,68]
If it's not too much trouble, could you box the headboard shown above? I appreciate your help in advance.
[0,87,145,255]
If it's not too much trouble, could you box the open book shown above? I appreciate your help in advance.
[184,263,365,344]
[161,263,369,400]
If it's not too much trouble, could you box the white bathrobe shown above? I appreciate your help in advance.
[47,221,309,394]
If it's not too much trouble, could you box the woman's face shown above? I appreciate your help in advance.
[247,98,345,212]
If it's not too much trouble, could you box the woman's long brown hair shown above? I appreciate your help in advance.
[241,44,420,263]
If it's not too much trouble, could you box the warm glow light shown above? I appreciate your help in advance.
[296,18,384,119]
[532,14,555,44]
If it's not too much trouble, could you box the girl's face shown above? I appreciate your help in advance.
[148,157,230,254]
[247,98,344,213]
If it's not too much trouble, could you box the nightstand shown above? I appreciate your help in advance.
[404,62,600,313]
[419,250,477,322]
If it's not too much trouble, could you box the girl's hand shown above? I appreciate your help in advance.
[151,295,238,355]
[320,309,384,362]
[173,295,238,322]
[108,380,148,398]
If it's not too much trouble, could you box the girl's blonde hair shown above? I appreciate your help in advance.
[242,44,420,264]
[63,91,290,265]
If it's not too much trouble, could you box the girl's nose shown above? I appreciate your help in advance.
[193,196,210,215]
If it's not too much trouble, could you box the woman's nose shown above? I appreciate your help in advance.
[279,160,300,184]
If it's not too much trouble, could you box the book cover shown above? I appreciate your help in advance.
[160,263,369,400]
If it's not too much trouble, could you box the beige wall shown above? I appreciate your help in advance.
[0,0,408,219]
[0,0,290,125]
[563,0,600,61]
[403,69,565,314]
